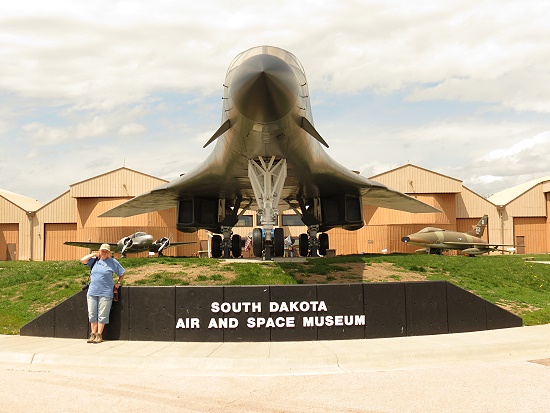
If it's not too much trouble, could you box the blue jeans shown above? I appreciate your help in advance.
[87,295,113,324]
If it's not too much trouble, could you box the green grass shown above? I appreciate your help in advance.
[1,253,549,334]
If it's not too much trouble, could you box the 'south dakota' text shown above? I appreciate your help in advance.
[175,300,366,330]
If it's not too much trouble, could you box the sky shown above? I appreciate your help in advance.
[1,0,550,205]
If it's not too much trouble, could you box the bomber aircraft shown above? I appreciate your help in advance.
[101,46,438,259]
[65,232,194,258]
[401,215,515,256]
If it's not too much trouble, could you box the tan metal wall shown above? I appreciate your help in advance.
[513,217,547,254]
[328,227,359,255]
[364,194,456,226]
[0,223,18,260]
[44,223,79,261]
[34,191,77,261]
[371,164,463,194]
[506,184,546,217]
[70,168,167,198]
[456,187,495,218]
[0,196,36,260]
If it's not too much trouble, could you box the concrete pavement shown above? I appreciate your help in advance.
[2,326,550,412]
[2,324,550,375]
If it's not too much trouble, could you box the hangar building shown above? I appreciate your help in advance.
[1,164,550,260]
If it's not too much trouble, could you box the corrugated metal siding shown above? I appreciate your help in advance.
[44,223,79,261]
[34,192,78,261]
[329,227,359,255]
[371,165,462,194]
[0,207,34,261]
[506,185,547,217]
[147,209,177,228]
[70,168,168,198]
[364,194,456,225]
[37,192,76,223]
[456,187,495,218]
[513,217,547,253]
[0,223,18,260]
[76,198,149,228]
[0,197,33,260]
[0,197,27,220]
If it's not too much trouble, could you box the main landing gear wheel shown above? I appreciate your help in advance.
[252,228,263,258]
[319,233,329,256]
[299,233,309,257]
[211,235,222,258]
[273,228,284,257]
[231,234,241,258]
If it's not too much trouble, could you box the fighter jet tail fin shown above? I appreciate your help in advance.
[467,214,488,237]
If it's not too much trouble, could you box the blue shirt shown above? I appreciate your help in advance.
[86,257,125,298]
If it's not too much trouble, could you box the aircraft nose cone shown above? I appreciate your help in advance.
[401,236,410,243]
[230,54,299,123]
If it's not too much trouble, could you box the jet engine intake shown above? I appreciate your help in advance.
[319,195,363,231]
[177,197,219,233]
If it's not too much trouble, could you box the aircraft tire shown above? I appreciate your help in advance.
[231,234,242,258]
[273,228,284,257]
[319,233,329,256]
[252,228,263,257]
[299,233,309,257]
[211,235,222,258]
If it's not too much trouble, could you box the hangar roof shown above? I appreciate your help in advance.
[488,175,550,206]
[0,188,43,212]
[369,164,463,194]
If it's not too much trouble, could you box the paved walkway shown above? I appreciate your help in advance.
[2,324,549,375]
[1,325,549,412]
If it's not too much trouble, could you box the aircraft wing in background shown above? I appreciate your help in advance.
[64,242,119,251]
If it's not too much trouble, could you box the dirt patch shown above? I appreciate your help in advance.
[294,262,428,284]
[122,261,427,285]
[496,299,541,315]
[123,262,238,285]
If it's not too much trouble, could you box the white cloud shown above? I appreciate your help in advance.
[482,131,550,161]
[119,123,146,136]
[1,0,550,204]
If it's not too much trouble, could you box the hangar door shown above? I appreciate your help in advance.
[513,217,546,254]
[44,223,79,261]
[0,223,18,260]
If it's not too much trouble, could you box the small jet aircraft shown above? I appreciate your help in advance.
[401,215,515,256]
[65,232,194,257]
[101,46,438,259]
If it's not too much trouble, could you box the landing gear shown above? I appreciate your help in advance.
[252,228,263,258]
[248,156,287,260]
[319,233,329,256]
[299,233,309,257]
[211,232,243,259]
[231,234,242,258]
[298,227,329,257]
[251,227,285,259]
[273,228,284,257]
[211,235,222,258]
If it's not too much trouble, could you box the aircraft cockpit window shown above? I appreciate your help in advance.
[419,227,445,233]
[134,232,147,237]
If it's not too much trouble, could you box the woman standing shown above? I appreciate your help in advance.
[81,243,125,343]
